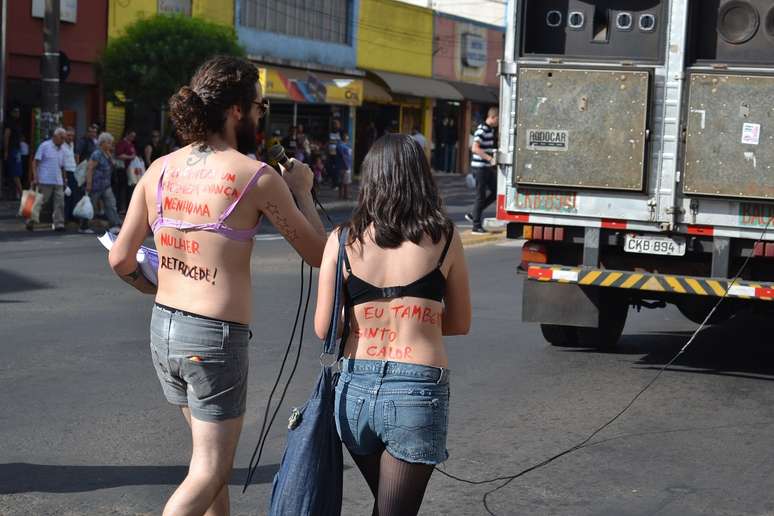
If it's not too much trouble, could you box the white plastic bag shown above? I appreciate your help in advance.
[465,173,476,190]
[73,194,94,220]
[74,160,88,187]
[127,156,145,186]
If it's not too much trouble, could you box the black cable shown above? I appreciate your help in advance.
[244,187,334,491]
[435,219,773,515]
[243,260,306,492]
[243,262,315,491]
[312,189,335,226]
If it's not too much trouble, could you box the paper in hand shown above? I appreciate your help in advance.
[98,232,159,286]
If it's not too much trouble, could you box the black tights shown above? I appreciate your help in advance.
[350,447,435,516]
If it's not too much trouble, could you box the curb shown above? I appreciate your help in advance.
[460,230,507,248]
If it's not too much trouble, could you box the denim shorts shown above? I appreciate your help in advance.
[149,304,250,422]
[334,358,450,465]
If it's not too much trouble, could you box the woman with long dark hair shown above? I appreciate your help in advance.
[107,56,326,516]
[314,134,471,515]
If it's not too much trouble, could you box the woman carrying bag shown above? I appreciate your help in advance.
[314,134,472,515]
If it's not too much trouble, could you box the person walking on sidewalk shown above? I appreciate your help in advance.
[315,134,471,516]
[4,106,24,200]
[85,132,122,235]
[337,132,353,200]
[465,107,499,234]
[27,128,67,232]
[62,127,82,223]
[76,123,99,164]
[115,129,138,212]
[106,56,327,516]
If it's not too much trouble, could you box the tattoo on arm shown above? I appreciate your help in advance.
[121,267,141,283]
[119,265,157,294]
[266,201,299,242]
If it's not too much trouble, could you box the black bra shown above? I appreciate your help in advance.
[344,234,453,306]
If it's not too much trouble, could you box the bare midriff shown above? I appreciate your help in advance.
[342,297,448,368]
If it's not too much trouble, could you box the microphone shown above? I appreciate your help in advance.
[269,143,333,225]
[268,144,293,171]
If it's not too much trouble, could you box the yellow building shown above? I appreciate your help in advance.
[105,0,234,137]
[356,0,461,162]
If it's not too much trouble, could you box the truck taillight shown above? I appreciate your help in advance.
[521,241,548,270]
[523,225,565,241]
[753,242,774,258]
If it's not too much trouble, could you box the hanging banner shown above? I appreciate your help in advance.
[258,67,363,107]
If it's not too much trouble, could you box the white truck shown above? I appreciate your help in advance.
[496,0,774,347]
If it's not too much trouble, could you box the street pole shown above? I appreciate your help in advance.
[0,0,8,127]
[41,0,60,139]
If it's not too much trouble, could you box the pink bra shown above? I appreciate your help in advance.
[151,158,267,242]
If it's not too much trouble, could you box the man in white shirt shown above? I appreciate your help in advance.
[410,126,427,151]
[28,127,67,231]
[62,127,81,223]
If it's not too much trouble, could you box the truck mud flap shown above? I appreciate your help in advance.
[526,265,774,301]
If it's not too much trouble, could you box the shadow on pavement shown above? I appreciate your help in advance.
[0,462,281,493]
[0,269,49,296]
[562,312,774,380]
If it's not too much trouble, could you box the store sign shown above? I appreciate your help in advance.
[158,0,192,15]
[462,33,487,68]
[32,0,77,23]
[258,68,363,107]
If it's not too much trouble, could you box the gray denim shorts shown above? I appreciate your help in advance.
[149,304,250,422]
[334,358,450,465]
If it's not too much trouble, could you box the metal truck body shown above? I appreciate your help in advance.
[497,0,774,346]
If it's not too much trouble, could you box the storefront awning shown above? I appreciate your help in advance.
[448,81,499,104]
[258,65,364,107]
[363,78,393,103]
[370,71,463,101]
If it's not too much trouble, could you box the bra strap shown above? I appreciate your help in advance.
[217,165,267,224]
[437,230,453,267]
[341,233,352,274]
[156,158,170,218]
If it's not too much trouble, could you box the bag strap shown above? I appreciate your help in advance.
[322,227,349,359]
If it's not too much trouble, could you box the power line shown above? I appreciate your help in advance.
[244,2,504,64]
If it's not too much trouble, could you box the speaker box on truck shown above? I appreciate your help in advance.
[521,0,667,62]
[690,0,774,65]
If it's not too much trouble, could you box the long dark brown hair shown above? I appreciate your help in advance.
[346,133,453,248]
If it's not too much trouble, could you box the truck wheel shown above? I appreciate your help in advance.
[540,324,579,346]
[676,299,736,326]
[577,296,629,349]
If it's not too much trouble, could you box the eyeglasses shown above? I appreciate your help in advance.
[253,99,269,118]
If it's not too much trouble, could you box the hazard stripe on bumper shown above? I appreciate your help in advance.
[526,265,774,301]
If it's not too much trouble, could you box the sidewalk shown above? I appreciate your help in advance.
[0,172,506,246]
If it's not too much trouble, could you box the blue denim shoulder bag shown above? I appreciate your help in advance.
[268,227,350,516]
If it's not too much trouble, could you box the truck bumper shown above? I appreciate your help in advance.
[526,264,774,301]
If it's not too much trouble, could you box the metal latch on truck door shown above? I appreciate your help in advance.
[497,60,517,77]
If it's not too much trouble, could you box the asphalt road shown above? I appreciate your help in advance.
[2,195,774,515]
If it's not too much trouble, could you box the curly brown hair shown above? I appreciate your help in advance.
[168,56,259,144]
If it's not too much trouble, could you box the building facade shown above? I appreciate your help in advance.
[235,0,363,161]
[433,13,503,173]
[5,0,108,145]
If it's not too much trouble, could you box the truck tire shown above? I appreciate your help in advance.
[577,294,629,349]
[676,299,736,326]
[540,324,579,346]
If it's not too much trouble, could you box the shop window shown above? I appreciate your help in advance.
[240,0,351,45]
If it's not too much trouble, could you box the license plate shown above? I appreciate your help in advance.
[624,234,686,257]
